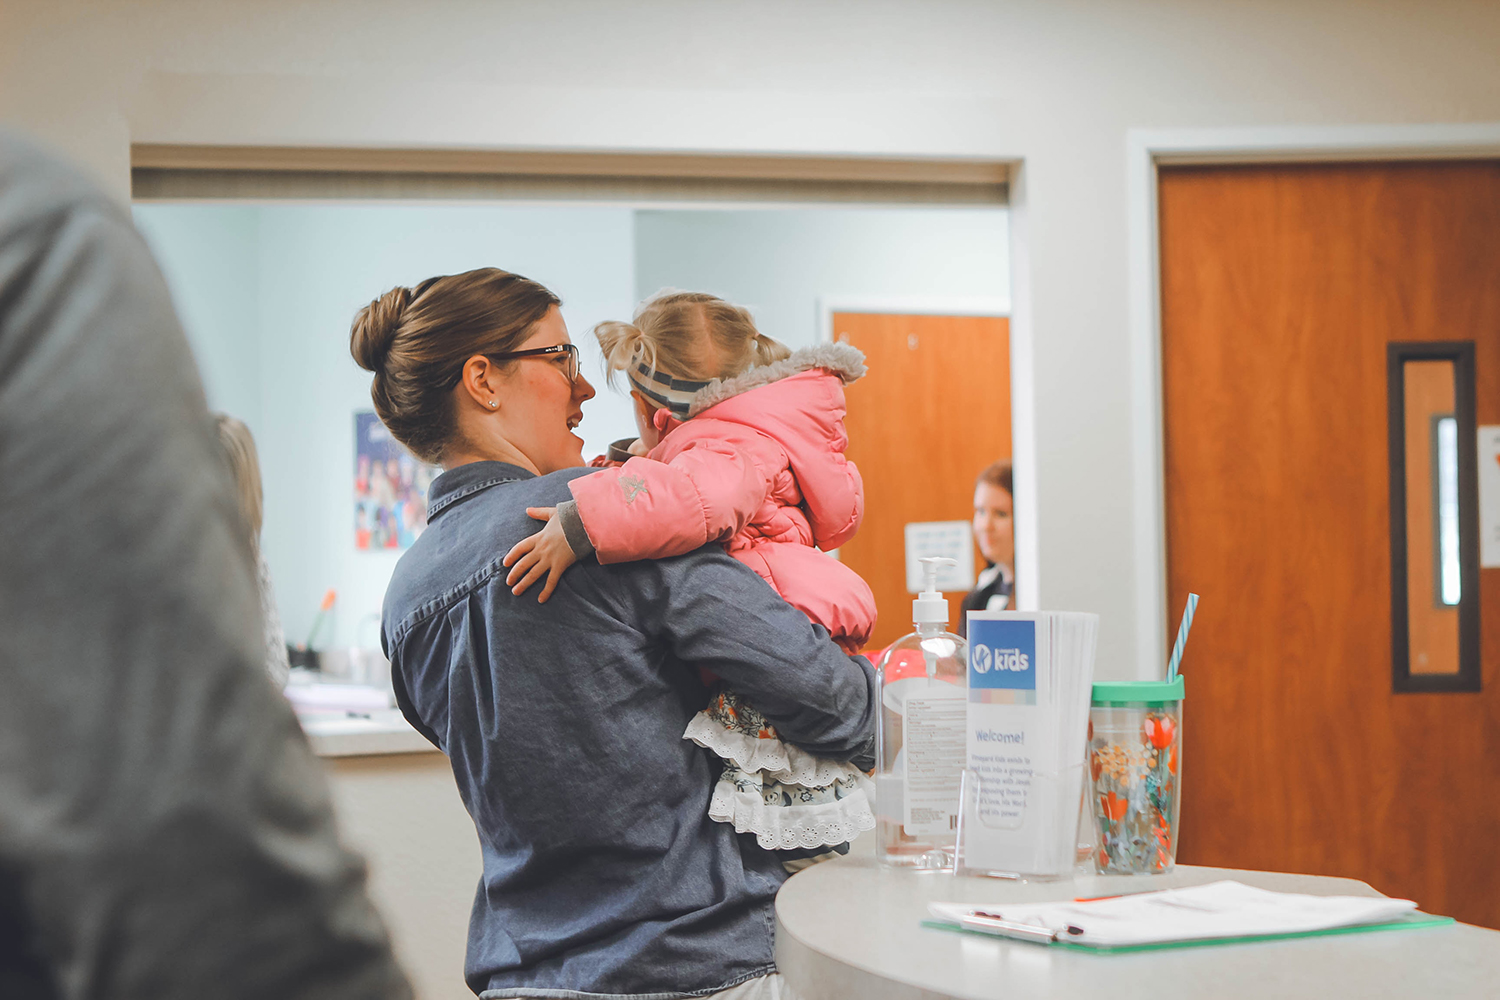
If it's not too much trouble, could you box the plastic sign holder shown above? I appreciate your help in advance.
[953,764,1087,881]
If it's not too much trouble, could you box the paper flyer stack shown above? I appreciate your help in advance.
[957,611,1099,878]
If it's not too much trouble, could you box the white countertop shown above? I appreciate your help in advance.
[299,708,440,757]
[775,854,1500,1000]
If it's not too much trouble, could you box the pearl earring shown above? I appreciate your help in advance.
[489,400,498,408]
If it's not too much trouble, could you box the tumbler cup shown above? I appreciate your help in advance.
[1088,678,1184,875]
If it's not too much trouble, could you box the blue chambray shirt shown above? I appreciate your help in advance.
[382,461,877,999]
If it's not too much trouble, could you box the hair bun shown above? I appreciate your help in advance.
[350,285,413,373]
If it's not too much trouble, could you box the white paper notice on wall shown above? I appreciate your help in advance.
[1480,426,1500,568]
[904,521,976,593]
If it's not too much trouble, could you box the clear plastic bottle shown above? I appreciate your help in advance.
[875,557,968,869]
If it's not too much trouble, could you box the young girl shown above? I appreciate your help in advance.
[503,290,877,861]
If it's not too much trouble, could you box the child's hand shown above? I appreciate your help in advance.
[502,507,577,603]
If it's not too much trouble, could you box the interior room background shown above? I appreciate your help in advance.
[10,1,1498,677]
[133,204,1009,649]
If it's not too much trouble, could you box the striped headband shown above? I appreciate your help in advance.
[627,361,712,419]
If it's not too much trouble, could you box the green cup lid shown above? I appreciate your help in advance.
[1091,676,1185,704]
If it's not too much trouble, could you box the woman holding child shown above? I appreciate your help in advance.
[351,268,876,1000]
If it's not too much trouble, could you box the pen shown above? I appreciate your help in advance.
[964,911,1058,944]
[964,911,1087,943]
[1074,888,1169,903]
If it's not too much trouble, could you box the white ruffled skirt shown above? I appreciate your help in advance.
[684,686,875,851]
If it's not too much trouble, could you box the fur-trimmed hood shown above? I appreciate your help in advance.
[569,336,873,640]
[641,340,866,554]
[685,342,866,419]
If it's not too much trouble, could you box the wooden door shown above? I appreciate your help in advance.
[1160,162,1500,927]
[834,313,1011,649]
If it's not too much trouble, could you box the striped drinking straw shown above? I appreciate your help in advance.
[1166,592,1200,682]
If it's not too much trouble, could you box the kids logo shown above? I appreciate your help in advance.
[968,618,1037,691]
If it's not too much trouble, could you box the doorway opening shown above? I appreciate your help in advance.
[818,299,1012,648]
[131,145,1023,653]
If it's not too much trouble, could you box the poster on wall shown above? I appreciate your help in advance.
[355,411,440,551]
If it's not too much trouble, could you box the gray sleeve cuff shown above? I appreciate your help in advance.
[555,500,595,560]
[848,734,877,775]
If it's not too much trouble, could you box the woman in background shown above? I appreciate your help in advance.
[960,459,1014,636]
[214,413,291,686]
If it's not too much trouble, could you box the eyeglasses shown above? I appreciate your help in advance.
[485,343,580,384]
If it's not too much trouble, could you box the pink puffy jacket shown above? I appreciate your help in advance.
[567,343,877,651]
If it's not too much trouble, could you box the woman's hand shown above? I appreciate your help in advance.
[502,507,577,603]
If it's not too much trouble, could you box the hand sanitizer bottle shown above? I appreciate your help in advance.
[875,557,968,869]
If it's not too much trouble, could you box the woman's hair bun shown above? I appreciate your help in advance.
[350,285,413,374]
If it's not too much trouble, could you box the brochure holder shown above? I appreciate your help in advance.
[953,763,1088,881]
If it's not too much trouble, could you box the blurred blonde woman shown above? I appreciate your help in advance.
[214,414,291,686]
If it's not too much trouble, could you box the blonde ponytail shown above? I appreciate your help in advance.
[594,289,789,388]
[752,331,791,367]
[594,320,656,390]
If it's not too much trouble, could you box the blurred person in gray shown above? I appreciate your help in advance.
[0,132,411,1000]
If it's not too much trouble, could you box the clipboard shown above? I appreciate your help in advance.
[921,910,1455,954]
[922,881,1456,954]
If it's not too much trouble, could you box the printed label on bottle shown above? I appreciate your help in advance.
[902,691,966,835]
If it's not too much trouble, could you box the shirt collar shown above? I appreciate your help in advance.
[977,561,1014,590]
[426,461,534,521]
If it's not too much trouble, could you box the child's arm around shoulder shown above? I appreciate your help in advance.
[502,501,592,603]
[567,421,775,565]
[504,423,775,602]
[502,437,650,602]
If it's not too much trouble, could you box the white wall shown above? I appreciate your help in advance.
[11,0,1500,675]
[135,202,638,648]
[633,208,1008,349]
[133,205,264,432]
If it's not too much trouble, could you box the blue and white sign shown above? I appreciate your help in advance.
[960,610,1099,879]
[969,618,1037,692]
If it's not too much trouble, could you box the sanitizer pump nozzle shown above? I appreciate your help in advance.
[914,557,956,680]
[913,557,955,626]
